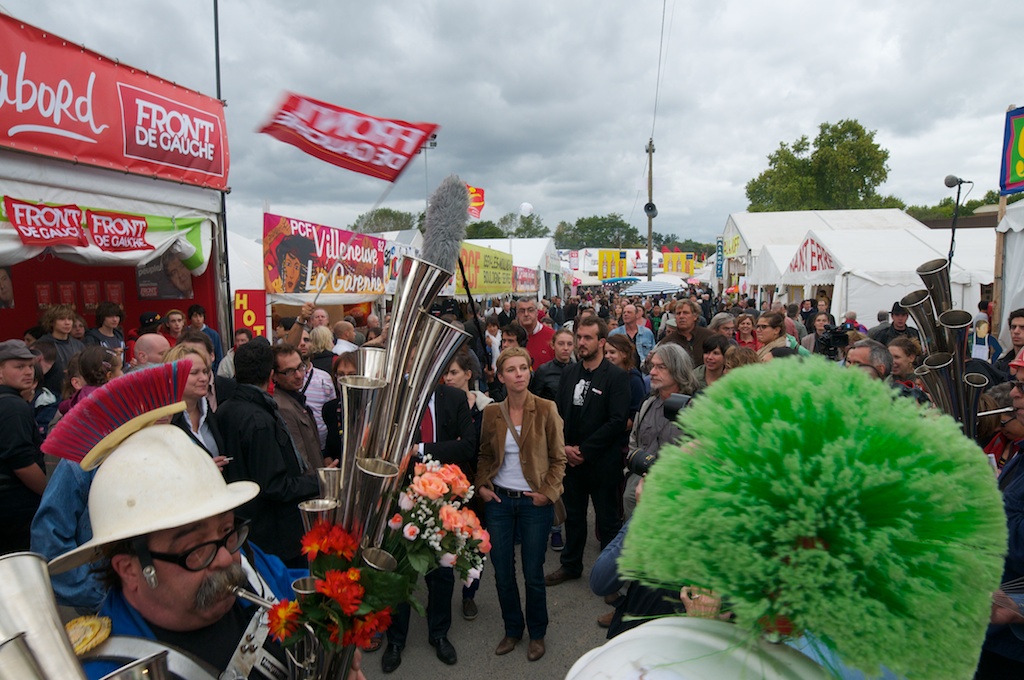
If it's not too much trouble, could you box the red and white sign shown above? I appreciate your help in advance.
[4,197,87,247]
[259,92,438,182]
[788,237,836,273]
[0,15,229,189]
[86,210,155,252]
[569,250,579,271]
[513,266,539,294]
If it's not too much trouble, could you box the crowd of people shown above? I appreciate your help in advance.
[2,284,1024,678]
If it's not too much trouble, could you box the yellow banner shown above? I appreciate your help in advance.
[598,249,627,280]
[454,242,512,295]
[722,235,741,258]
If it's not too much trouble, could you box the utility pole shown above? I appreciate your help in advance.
[645,138,655,281]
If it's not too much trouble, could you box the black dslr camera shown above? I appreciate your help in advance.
[625,393,691,476]
[818,324,849,360]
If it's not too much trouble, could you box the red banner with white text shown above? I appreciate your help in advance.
[86,210,155,252]
[259,92,438,182]
[4,197,87,247]
[0,14,229,190]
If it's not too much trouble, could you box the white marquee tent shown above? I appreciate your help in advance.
[996,199,1024,347]
[781,227,994,322]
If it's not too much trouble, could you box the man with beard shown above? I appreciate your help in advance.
[48,426,323,679]
[545,316,629,586]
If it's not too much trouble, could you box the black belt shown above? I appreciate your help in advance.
[492,484,529,499]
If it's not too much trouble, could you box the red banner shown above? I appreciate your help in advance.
[0,15,229,190]
[86,210,155,252]
[259,92,438,182]
[4,197,87,247]
[466,184,485,219]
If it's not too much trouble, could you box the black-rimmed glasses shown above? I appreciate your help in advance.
[144,519,251,572]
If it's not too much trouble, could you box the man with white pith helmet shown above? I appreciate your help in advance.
[48,425,309,679]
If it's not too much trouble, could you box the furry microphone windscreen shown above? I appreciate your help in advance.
[619,356,1006,680]
[421,174,469,272]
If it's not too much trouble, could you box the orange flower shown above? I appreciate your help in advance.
[477,529,492,554]
[302,521,359,561]
[460,507,481,533]
[414,462,428,477]
[343,608,393,649]
[411,471,449,500]
[439,504,466,533]
[267,600,302,642]
[437,464,471,497]
[316,570,365,615]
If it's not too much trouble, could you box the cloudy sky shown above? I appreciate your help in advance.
[2,0,1020,243]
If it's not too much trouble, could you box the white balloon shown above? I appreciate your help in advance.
[519,202,534,216]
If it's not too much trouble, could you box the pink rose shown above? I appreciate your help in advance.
[398,492,415,511]
[411,472,449,500]
[440,553,457,568]
[477,530,492,554]
[388,513,403,531]
[414,462,427,477]
[403,524,421,541]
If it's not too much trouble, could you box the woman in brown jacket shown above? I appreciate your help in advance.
[476,347,566,662]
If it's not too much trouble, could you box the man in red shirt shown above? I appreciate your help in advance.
[518,297,555,368]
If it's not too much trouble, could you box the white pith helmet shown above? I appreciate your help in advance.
[49,425,259,575]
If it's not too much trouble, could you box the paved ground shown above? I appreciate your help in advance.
[365,521,613,679]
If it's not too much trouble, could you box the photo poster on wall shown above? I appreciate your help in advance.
[136,258,194,300]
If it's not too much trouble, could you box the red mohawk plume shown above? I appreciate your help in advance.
[43,360,191,470]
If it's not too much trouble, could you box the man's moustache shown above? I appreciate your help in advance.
[194,564,247,610]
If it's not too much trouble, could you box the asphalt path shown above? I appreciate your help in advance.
[366,514,612,679]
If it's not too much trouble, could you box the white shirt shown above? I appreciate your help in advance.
[332,338,359,355]
[493,426,531,492]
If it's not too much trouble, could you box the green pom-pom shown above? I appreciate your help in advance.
[619,356,1006,680]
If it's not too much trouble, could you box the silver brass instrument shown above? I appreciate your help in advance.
[905,258,989,438]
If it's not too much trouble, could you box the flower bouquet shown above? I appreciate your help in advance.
[383,457,491,584]
[265,520,412,679]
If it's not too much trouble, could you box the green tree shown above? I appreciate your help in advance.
[906,189,1024,220]
[553,220,576,248]
[746,119,900,211]
[495,212,550,238]
[465,220,505,239]
[563,213,642,248]
[351,207,418,233]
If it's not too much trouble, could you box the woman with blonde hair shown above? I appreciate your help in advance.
[163,344,227,468]
[308,325,336,374]
[476,347,566,662]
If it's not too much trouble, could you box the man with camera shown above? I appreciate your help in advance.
[622,343,695,519]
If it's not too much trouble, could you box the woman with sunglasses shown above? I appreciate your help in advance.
[755,313,788,362]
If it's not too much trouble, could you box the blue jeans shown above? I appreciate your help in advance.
[484,492,554,640]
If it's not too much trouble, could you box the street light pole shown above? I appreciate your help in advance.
[646,138,655,282]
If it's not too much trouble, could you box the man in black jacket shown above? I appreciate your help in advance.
[218,340,320,567]
[383,382,476,673]
[546,316,630,586]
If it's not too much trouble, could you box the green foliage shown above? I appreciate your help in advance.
[906,189,1024,221]
[465,220,505,239]
[554,213,642,249]
[351,208,418,234]
[746,120,895,211]
[495,212,550,238]
[620,357,1006,680]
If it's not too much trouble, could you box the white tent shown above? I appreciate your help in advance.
[720,209,926,285]
[781,228,994,322]
[997,200,1024,347]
